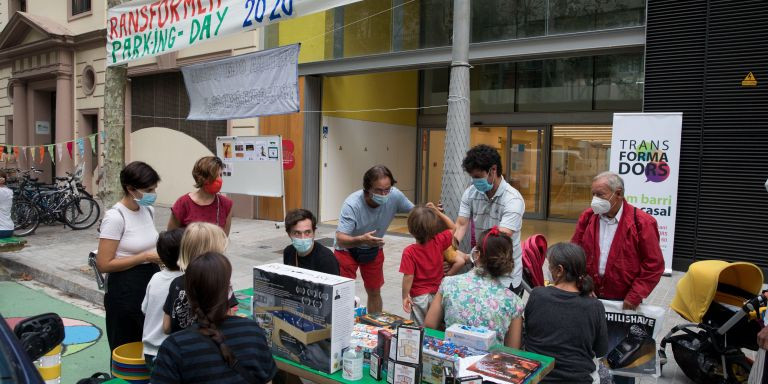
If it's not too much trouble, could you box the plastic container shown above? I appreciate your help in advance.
[111,342,149,383]
[342,341,364,381]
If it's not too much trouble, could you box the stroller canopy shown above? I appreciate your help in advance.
[671,260,764,323]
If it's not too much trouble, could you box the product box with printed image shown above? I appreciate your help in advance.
[445,324,497,351]
[253,263,355,374]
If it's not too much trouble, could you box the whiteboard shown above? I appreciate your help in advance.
[216,136,284,197]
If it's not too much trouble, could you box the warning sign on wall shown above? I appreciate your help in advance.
[742,72,757,87]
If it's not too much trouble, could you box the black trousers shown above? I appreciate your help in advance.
[104,263,160,352]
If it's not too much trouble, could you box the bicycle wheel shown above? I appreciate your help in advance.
[64,196,101,230]
[12,201,39,237]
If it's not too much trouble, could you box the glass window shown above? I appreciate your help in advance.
[548,125,612,219]
[516,57,593,112]
[420,0,453,48]
[471,63,516,113]
[516,0,547,37]
[472,0,517,42]
[595,0,646,29]
[421,67,450,115]
[343,0,392,57]
[548,0,596,34]
[594,53,644,110]
[71,0,91,15]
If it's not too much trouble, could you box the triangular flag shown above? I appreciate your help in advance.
[13,147,19,159]
[66,141,74,159]
[47,145,55,165]
[29,147,35,162]
[38,146,44,164]
[56,143,63,161]
[100,130,106,143]
[21,147,27,161]
[88,134,97,154]
[0,146,4,155]
[77,138,85,158]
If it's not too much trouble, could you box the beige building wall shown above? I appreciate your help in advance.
[0,66,10,144]
[25,0,105,35]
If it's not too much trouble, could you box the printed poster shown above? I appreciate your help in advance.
[601,300,666,378]
[609,113,683,274]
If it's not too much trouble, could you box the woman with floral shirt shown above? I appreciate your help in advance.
[425,227,524,348]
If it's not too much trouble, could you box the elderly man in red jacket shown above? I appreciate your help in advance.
[571,171,664,310]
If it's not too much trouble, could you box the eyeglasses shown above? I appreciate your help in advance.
[370,188,392,195]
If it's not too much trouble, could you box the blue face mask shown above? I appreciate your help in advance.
[371,193,389,205]
[133,190,157,207]
[472,177,493,193]
[292,237,313,254]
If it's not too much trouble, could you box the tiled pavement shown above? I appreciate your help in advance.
[0,206,716,383]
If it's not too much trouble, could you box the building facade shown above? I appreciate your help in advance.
[263,0,768,272]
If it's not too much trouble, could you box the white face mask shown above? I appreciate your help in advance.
[591,195,613,215]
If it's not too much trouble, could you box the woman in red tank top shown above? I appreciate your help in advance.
[167,156,234,235]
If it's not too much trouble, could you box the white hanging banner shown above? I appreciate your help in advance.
[182,44,299,119]
[609,113,683,274]
[106,0,362,66]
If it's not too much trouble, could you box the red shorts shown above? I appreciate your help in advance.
[334,249,385,290]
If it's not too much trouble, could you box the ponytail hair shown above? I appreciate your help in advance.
[185,252,236,366]
[547,243,593,296]
[476,227,514,279]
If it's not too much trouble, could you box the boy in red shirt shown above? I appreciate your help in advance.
[400,203,465,325]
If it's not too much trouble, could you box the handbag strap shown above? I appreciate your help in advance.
[195,328,259,384]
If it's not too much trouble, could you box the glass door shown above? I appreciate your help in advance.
[508,127,546,219]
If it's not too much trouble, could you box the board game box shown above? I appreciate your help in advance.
[467,351,541,384]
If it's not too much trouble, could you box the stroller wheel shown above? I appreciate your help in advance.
[727,357,750,384]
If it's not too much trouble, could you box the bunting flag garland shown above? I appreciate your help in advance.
[100,130,106,143]
[76,138,86,158]
[88,135,96,154]
[0,133,102,165]
[47,145,55,165]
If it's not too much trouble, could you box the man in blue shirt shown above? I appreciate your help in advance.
[335,165,414,313]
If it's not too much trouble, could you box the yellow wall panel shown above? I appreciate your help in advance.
[322,71,419,127]
[279,12,328,63]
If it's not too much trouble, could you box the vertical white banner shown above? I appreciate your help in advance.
[610,113,683,273]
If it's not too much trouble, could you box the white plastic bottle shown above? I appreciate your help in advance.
[342,341,363,381]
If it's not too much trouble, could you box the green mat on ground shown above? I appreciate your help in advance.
[0,236,25,244]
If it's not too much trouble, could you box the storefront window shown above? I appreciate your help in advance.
[549,0,646,34]
[548,125,612,219]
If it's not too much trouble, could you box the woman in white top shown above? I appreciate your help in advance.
[96,161,162,352]
[0,169,14,238]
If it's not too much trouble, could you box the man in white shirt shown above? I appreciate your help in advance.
[453,144,526,294]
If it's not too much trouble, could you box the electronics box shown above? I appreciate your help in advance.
[253,263,355,374]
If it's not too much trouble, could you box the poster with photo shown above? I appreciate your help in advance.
[601,300,666,378]
[222,161,234,177]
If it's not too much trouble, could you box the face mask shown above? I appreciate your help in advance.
[472,177,493,193]
[203,177,223,194]
[371,193,389,205]
[292,237,313,254]
[591,194,613,215]
[133,190,157,207]
[543,264,554,284]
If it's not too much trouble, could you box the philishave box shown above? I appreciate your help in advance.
[253,263,355,373]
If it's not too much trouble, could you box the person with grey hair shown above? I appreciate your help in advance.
[571,171,664,311]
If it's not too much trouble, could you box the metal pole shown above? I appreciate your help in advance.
[440,0,471,247]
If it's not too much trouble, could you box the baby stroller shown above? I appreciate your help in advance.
[659,260,767,384]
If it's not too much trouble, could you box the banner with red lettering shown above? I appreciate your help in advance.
[107,0,361,66]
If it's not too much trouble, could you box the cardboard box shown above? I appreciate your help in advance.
[445,324,497,351]
[395,325,424,365]
[421,336,485,384]
[361,312,414,329]
[253,263,355,374]
[393,361,421,384]
[377,329,393,362]
[387,359,396,384]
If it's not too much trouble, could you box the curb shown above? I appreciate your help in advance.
[0,255,105,305]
